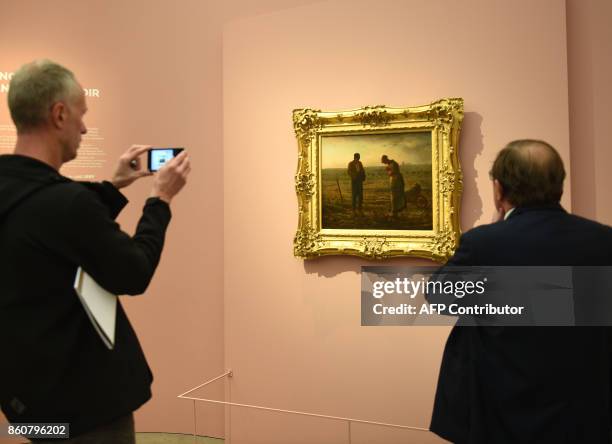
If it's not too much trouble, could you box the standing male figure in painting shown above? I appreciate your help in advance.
[381,154,406,217]
[347,152,366,215]
[0,59,191,443]
[429,140,612,444]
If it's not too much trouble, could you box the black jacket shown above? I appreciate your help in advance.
[430,205,612,444]
[0,154,171,436]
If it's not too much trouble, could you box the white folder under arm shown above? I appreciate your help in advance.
[73,267,117,349]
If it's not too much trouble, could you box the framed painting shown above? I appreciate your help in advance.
[293,98,463,262]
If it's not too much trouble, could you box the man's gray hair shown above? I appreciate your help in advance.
[8,60,80,132]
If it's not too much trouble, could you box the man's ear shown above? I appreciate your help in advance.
[49,101,66,129]
[493,179,504,206]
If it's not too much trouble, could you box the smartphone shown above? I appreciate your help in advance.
[147,147,184,172]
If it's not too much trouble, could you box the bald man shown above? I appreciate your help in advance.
[430,140,612,444]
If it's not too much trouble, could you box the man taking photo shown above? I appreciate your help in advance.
[0,59,190,443]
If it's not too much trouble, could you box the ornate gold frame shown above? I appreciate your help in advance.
[293,98,463,262]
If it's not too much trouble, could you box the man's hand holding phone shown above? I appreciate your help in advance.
[151,150,191,204]
[111,145,190,203]
[111,144,153,189]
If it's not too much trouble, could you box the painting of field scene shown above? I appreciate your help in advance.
[321,132,433,230]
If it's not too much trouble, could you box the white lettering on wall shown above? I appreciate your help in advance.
[0,70,101,97]
[84,88,100,98]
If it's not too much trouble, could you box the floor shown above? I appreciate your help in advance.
[136,433,224,444]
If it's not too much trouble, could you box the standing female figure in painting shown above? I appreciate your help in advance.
[381,154,406,217]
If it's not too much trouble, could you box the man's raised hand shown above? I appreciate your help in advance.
[150,151,191,204]
[111,144,153,189]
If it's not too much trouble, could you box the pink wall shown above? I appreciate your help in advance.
[1,0,610,443]
[0,1,325,442]
[223,0,570,443]
[567,0,612,225]
[0,0,233,438]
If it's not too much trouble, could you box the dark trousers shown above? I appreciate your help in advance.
[351,180,363,209]
[31,414,134,444]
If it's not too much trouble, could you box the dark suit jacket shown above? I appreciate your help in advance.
[430,204,612,444]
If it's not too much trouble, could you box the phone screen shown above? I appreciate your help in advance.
[148,148,184,172]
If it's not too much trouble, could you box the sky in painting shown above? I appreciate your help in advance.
[321,131,432,169]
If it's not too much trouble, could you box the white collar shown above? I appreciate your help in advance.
[504,207,516,220]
